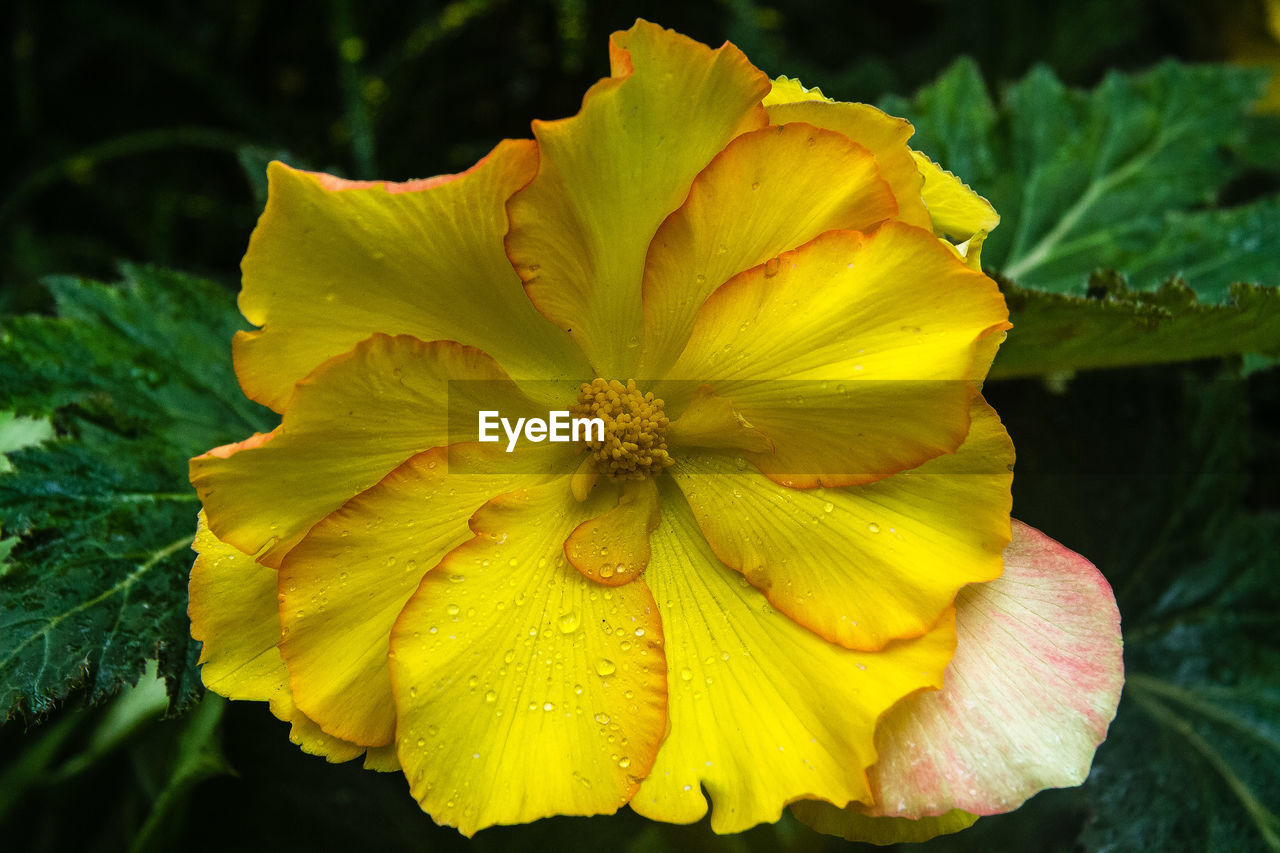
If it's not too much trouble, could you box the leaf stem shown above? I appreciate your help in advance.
[1131,689,1280,851]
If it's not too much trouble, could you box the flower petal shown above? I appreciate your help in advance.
[665,223,1008,488]
[506,19,770,378]
[670,398,1012,651]
[191,334,537,567]
[629,486,957,834]
[808,520,1123,823]
[762,75,832,106]
[912,150,1000,243]
[389,479,668,836]
[790,805,978,845]
[189,513,393,767]
[665,384,774,454]
[638,121,898,376]
[766,97,932,230]
[235,140,588,412]
[277,443,571,746]
[565,477,661,586]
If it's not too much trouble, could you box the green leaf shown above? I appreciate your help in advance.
[989,272,1280,378]
[128,694,230,853]
[0,266,271,720]
[1062,377,1280,852]
[1083,514,1280,852]
[884,60,1280,373]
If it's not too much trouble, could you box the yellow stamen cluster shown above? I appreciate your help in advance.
[571,378,673,482]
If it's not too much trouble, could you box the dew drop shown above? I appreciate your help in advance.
[558,611,581,633]
[595,658,616,676]
[594,712,611,725]
[868,523,880,534]
[484,690,497,703]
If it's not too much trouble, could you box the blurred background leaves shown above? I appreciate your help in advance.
[2,0,1279,850]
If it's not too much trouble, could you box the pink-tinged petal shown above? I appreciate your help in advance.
[821,520,1124,823]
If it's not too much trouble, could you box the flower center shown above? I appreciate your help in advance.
[571,378,673,482]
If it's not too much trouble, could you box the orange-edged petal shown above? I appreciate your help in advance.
[629,486,957,834]
[766,96,932,230]
[790,805,978,846]
[189,513,396,769]
[389,478,668,836]
[638,121,898,376]
[235,140,588,412]
[664,223,1008,488]
[506,19,770,378]
[191,334,537,567]
[277,442,572,747]
[670,398,1012,651]
[803,521,1123,830]
[565,477,661,586]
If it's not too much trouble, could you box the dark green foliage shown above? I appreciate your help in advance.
[1077,379,1280,852]
[0,267,271,720]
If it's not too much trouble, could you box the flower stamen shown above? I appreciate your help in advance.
[571,378,673,482]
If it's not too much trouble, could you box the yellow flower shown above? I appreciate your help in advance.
[188,20,1122,842]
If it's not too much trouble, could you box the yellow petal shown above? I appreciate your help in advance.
[638,121,898,376]
[790,804,978,845]
[670,398,1012,651]
[971,325,1008,390]
[235,140,589,412]
[665,384,773,454]
[766,99,932,230]
[278,443,571,747]
[189,512,286,701]
[630,487,957,834]
[911,150,1000,243]
[762,75,833,106]
[389,479,668,836]
[188,513,388,765]
[191,335,537,567]
[506,19,770,378]
[565,477,661,585]
[665,223,1008,488]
